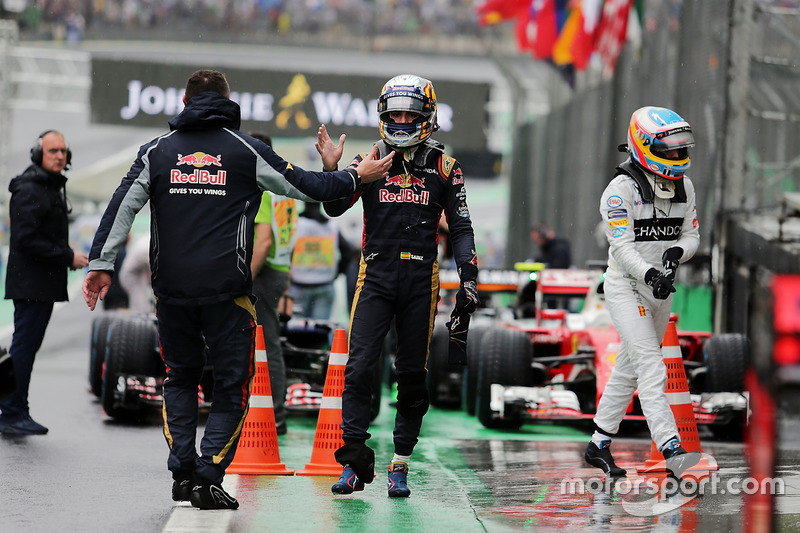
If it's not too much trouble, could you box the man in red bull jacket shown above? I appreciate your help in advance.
[317,74,479,498]
[82,69,392,510]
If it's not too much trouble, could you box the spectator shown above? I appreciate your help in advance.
[528,221,572,268]
[0,130,89,435]
[249,131,298,436]
[82,69,393,510]
[288,202,350,321]
[318,74,479,498]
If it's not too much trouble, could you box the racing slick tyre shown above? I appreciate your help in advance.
[704,333,749,393]
[89,314,119,398]
[463,324,491,416]
[476,328,532,429]
[426,325,463,409]
[101,316,160,419]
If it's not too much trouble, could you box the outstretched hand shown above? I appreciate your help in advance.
[83,271,112,311]
[355,145,394,184]
[316,124,345,172]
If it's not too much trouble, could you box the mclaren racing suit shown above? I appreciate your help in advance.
[324,139,478,456]
[594,159,700,449]
[88,91,362,486]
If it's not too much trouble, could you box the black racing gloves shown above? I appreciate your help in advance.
[662,246,683,282]
[645,268,676,300]
[448,263,479,365]
[454,280,479,315]
[454,263,480,315]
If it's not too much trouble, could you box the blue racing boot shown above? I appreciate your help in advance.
[387,462,411,498]
[332,465,365,495]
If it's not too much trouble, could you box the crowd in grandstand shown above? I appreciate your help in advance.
[7,0,497,42]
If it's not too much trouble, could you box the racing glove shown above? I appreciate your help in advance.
[454,280,479,315]
[645,268,676,300]
[662,247,683,282]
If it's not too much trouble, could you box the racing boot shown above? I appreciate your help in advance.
[190,478,239,510]
[171,471,194,502]
[331,465,365,495]
[585,440,627,477]
[387,462,411,498]
[662,440,701,479]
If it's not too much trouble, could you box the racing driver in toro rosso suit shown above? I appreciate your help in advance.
[586,106,701,480]
[316,74,479,497]
[82,69,392,510]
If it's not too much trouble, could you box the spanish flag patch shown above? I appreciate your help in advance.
[638,306,646,317]
[400,252,411,260]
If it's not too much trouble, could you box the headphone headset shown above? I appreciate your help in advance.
[30,130,72,169]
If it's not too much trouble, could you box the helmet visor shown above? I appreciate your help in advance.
[652,128,695,151]
[379,91,428,113]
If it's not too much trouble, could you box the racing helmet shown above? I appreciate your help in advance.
[627,106,695,180]
[378,74,438,148]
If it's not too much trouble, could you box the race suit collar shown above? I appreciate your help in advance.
[168,91,241,132]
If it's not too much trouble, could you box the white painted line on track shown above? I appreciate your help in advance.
[161,475,240,533]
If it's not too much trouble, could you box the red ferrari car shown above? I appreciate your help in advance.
[429,267,749,437]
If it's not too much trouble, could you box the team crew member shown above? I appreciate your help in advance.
[0,131,89,435]
[587,106,701,479]
[82,69,393,510]
[318,74,479,497]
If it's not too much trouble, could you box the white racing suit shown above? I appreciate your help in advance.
[594,159,700,449]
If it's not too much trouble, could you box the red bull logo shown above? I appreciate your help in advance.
[170,169,227,185]
[379,188,429,205]
[384,173,425,189]
[176,152,223,167]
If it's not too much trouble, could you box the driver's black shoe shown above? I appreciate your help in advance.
[585,441,627,477]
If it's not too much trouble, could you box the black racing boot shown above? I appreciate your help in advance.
[585,440,627,477]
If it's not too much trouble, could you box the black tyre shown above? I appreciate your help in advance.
[704,333,749,393]
[463,324,491,416]
[476,328,531,429]
[101,317,160,418]
[89,315,118,397]
[426,325,463,409]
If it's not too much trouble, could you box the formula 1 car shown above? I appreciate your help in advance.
[466,267,749,437]
[88,312,382,421]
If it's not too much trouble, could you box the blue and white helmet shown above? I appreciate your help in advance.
[627,106,695,180]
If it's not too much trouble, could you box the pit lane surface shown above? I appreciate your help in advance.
[1,291,798,533]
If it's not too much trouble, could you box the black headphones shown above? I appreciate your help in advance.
[30,130,72,169]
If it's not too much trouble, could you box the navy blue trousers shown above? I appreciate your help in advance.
[0,300,54,420]
[156,296,256,485]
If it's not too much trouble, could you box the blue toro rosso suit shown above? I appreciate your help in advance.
[88,92,361,486]
[324,139,478,457]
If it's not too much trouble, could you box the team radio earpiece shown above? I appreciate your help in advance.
[30,130,72,169]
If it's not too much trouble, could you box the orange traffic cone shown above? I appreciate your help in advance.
[644,319,718,473]
[226,325,294,475]
[296,328,348,476]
